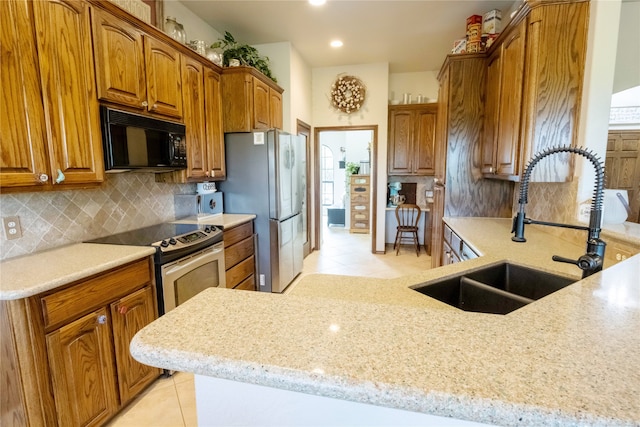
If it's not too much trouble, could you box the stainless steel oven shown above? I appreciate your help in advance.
[87,223,224,315]
[160,241,225,312]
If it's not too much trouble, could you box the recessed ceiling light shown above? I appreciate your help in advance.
[330,40,343,48]
[309,0,326,6]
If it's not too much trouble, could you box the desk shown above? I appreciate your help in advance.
[385,206,431,255]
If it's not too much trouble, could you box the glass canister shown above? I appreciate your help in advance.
[165,17,186,43]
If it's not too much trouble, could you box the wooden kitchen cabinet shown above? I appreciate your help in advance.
[388,104,437,175]
[481,19,526,179]
[0,257,160,427]
[224,221,257,290]
[92,8,183,119]
[0,0,104,190]
[221,66,284,132]
[482,1,588,182]
[350,175,371,233]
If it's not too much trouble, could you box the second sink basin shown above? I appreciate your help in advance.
[412,262,576,315]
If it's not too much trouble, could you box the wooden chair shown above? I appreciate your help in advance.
[393,203,421,256]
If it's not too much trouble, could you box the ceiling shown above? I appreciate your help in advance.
[179,0,517,73]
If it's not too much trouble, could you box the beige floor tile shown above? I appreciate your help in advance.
[175,377,197,427]
[107,377,185,427]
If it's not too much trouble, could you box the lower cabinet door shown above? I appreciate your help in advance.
[111,286,161,405]
[46,308,118,427]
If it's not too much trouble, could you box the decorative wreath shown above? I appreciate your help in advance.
[330,74,366,114]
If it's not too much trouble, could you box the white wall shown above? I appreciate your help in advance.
[575,0,622,208]
[612,1,640,94]
[388,71,439,103]
[312,63,390,252]
[162,0,221,45]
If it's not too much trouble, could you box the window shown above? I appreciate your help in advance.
[321,145,334,206]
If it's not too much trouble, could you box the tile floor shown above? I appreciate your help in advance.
[107,224,431,426]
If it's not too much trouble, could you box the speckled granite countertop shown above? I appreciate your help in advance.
[130,218,640,426]
[0,243,155,300]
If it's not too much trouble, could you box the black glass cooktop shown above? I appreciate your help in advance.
[87,223,201,246]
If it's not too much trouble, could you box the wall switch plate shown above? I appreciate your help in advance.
[3,216,22,240]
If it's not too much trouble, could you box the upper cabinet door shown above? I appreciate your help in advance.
[32,0,104,186]
[269,88,283,130]
[414,106,437,175]
[0,0,49,188]
[204,67,226,180]
[387,109,413,175]
[181,56,208,181]
[144,36,183,119]
[91,8,146,110]
[252,77,271,130]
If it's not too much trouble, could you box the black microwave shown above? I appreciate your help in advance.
[100,106,187,171]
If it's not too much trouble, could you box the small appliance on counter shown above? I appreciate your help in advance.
[174,192,223,219]
[388,182,403,207]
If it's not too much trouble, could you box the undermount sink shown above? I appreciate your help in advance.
[411,262,576,315]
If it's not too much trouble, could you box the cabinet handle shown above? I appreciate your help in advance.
[141,100,148,107]
[97,315,107,324]
[37,173,48,183]
[118,306,128,315]
[151,103,158,110]
[54,169,65,184]
[488,166,494,174]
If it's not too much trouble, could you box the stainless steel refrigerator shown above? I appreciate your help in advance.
[220,130,305,293]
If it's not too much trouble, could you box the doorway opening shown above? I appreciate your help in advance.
[314,126,378,253]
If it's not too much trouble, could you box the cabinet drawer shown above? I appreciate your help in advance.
[450,231,462,258]
[351,220,369,229]
[351,176,370,185]
[225,255,255,289]
[351,193,369,204]
[41,258,153,330]
[443,224,452,245]
[234,274,255,291]
[351,185,369,194]
[352,212,369,221]
[352,204,368,211]
[224,221,253,248]
[225,236,254,270]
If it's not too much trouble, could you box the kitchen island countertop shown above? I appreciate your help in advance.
[130,218,640,426]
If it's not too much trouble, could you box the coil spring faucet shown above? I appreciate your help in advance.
[511,146,606,279]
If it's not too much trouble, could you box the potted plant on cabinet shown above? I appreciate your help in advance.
[211,31,277,83]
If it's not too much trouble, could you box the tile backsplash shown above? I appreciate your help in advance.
[0,174,195,261]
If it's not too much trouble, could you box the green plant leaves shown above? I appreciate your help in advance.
[210,31,277,83]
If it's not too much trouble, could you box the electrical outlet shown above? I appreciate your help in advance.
[259,274,265,287]
[3,216,22,240]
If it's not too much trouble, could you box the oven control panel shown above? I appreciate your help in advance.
[152,225,222,253]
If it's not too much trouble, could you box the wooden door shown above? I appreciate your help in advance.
[252,77,271,129]
[91,8,146,110]
[0,0,49,188]
[111,286,160,405]
[204,67,226,180]
[387,108,413,174]
[414,106,437,175]
[606,131,640,223]
[144,36,183,119]
[46,308,118,427]
[495,20,526,177]
[269,88,283,130]
[482,50,501,175]
[32,0,104,186]
[181,56,208,181]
